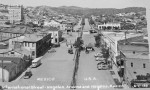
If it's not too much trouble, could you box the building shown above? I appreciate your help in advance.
[64,21,74,33]
[43,27,62,44]
[0,25,34,42]
[7,5,24,24]
[0,4,24,24]
[98,23,121,30]
[100,31,143,82]
[146,7,150,62]
[9,31,52,59]
[44,20,60,28]
[116,43,150,87]
[0,56,27,82]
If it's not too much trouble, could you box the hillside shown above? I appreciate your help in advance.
[27,6,146,17]
[29,6,58,17]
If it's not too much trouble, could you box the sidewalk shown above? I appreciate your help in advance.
[109,69,129,89]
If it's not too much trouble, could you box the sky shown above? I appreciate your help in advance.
[0,0,149,8]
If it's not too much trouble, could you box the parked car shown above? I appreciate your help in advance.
[94,53,103,57]
[68,48,73,54]
[48,49,56,53]
[95,56,105,61]
[97,62,108,70]
[52,43,60,48]
[24,71,32,79]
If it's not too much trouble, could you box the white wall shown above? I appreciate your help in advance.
[0,68,9,82]
[48,31,58,43]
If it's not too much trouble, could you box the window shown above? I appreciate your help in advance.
[32,43,34,47]
[32,51,35,56]
[25,42,27,47]
[131,62,133,67]
[143,63,146,68]
[28,43,30,47]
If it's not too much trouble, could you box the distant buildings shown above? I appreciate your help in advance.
[7,5,24,24]
[44,27,62,44]
[44,20,60,28]
[98,23,121,30]
[0,4,24,25]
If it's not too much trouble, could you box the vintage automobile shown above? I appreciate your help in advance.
[97,62,108,70]
[94,53,103,57]
[24,71,32,79]
[68,48,73,54]
[95,56,105,61]
[48,48,56,53]
[85,43,95,54]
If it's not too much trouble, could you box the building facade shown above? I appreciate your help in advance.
[98,23,121,30]
[7,5,24,24]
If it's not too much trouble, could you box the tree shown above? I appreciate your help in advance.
[73,37,84,50]
[94,34,102,47]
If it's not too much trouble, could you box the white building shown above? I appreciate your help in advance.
[48,28,62,44]
[100,31,143,82]
[98,23,121,30]
[44,20,60,28]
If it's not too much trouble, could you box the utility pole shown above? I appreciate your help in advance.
[2,53,4,82]
[124,31,127,45]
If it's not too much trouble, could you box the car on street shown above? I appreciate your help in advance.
[97,62,108,70]
[24,71,32,79]
[48,48,56,53]
[94,53,103,57]
[95,56,105,61]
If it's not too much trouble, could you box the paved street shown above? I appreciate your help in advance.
[75,18,115,90]
[74,19,82,31]
[83,18,92,31]
[0,33,78,90]
[0,19,118,90]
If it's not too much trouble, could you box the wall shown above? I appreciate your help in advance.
[126,58,150,71]
[48,31,58,43]
[0,68,9,82]
[60,24,66,31]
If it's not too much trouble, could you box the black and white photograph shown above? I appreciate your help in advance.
[0,0,149,90]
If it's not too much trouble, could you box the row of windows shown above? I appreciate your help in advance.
[131,62,146,68]
[24,42,35,47]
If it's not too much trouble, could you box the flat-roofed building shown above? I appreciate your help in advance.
[98,23,121,30]
[100,31,143,82]
[116,44,150,87]
[7,5,24,24]
[9,31,52,59]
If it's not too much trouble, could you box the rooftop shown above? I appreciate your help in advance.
[15,34,43,42]
[119,44,149,53]
[0,62,16,72]
[0,25,35,34]
[0,57,22,64]
[102,31,143,42]
[122,51,149,60]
